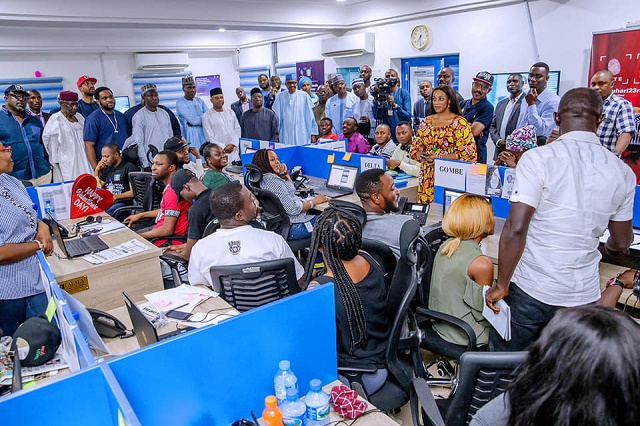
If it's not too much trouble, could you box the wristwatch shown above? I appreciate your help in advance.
[34,240,44,251]
[606,277,625,289]
[309,200,315,209]
[613,150,622,158]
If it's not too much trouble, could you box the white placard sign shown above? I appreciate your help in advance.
[434,159,468,191]
[360,156,385,172]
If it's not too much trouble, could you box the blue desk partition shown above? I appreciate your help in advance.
[106,284,337,425]
[0,364,139,425]
[241,145,377,179]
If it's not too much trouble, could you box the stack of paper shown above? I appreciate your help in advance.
[144,285,219,313]
[482,286,511,341]
[79,219,126,235]
[82,239,150,264]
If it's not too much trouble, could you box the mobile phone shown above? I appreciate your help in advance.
[166,309,193,321]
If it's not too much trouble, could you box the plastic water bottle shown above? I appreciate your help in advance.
[305,379,330,425]
[44,199,52,215]
[274,360,298,405]
[262,395,282,426]
[281,387,306,426]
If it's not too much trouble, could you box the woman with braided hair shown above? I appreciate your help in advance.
[251,149,328,240]
[303,206,390,394]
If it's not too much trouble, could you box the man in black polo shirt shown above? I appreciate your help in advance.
[460,71,495,164]
[95,142,138,216]
[164,169,215,260]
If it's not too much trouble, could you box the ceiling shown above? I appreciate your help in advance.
[0,0,518,52]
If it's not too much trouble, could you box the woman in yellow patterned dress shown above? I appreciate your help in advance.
[410,85,477,204]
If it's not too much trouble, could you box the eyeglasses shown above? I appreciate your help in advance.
[7,93,27,101]
[0,146,12,153]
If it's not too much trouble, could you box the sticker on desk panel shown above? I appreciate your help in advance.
[57,275,89,294]
[501,168,516,199]
[485,166,502,197]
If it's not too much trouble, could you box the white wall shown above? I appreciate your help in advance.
[239,0,639,99]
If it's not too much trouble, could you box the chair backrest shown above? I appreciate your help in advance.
[362,238,396,289]
[243,164,263,191]
[445,351,527,426]
[243,164,292,239]
[385,220,426,392]
[128,172,154,207]
[146,144,159,166]
[209,258,300,312]
[202,218,220,238]
[416,222,448,309]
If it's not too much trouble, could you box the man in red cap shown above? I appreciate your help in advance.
[77,75,99,118]
[42,91,93,182]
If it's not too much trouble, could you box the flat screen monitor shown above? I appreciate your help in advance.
[443,188,491,216]
[486,71,561,107]
[114,96,130,113]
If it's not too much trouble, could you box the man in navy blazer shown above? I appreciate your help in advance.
[489,73,525,159]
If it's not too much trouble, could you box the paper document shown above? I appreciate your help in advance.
[145,285,219,313]
[82,239,150,264]
[79,219,127,235]
[174,309,239,329]
[482,286,511,341]
[36,182,73,220]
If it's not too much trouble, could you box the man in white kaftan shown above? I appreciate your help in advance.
[202,87,241,164]
[271,74,318,146]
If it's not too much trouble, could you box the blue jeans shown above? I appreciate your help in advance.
[489,282,560,352]
[288,216,317,241]
[0,292,48,337]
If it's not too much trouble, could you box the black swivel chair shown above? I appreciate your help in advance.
[209,258,301,312]
[410,351,527,426]
[339,220,427,412]
[415,223,483,386]
[243,164,311,253]
[112,172,164,220]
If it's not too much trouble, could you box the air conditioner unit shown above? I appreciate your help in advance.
[134,53,190,71]
[321,33,375,58]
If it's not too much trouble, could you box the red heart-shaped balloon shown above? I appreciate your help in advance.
[70,174,114,219]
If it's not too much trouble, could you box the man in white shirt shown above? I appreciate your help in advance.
[486,88,636,351]
[202,87,241,164]
[516,62,560,140]
[325,74,359,135]
[188,182,304,292]
[271,74,318,146]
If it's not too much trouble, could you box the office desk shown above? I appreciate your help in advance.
[47,214,164,311]
[104,293,237,355]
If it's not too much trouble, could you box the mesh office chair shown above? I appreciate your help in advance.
[112,172,164,219]
[411,351,527,426]
[339,220,427,412]
[209,258,301,312]
[243,164,311,253]
[415,223,483,387]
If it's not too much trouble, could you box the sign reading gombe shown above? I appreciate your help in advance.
[69,174,114,219]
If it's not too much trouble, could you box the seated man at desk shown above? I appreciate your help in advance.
[124,150,190,247]
[355,168,418,260]
[188,182,304,292]
[95,143,138,216]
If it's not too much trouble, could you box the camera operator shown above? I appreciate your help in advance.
[371,69,411,143]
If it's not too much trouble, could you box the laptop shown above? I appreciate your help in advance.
[49,214,109,259]
[310,163,359,198]
[123,291,194,347]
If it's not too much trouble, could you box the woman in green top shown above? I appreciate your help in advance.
[201,143,231,191]
[429,193,495,346]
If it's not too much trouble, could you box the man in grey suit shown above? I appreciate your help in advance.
[489,73,525,159]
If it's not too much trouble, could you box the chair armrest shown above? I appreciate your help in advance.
[416,307,477,351]
[113,205,142,218]
[160,253,189,268]
[411,377,445,426]
[337,363,378,374]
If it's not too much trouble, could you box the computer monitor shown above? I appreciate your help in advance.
[486,71,561,107]
[114,96,130,113]
[443,189,491,216]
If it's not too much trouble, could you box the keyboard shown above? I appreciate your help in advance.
[65,236,109,258]
[314,187,353,198]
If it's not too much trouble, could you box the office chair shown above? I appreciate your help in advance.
[209,258,301,312]
[160,218,220,286]
[112,172,164,220]
[414,223,482,387]
[243,164,311,253]
[410,351,527,426]
[328,199,367,226]
[147,144,159,166]
[339,220,427,412]
[362,238,397,289]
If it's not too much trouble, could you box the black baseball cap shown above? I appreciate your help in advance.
[170,168,195,199]
[12,316,62,367]
[164,136,189,152]
[4,84,29,96]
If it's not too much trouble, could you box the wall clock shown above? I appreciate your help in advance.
[411,25,430,50]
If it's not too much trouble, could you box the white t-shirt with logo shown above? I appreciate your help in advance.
[187,225,304,292]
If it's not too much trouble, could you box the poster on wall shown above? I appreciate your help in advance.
[336,67,361,89]
[589,29,640,111]
[195,75,221,97]
[296,60,324,92]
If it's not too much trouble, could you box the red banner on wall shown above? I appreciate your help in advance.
[589,29,640,112]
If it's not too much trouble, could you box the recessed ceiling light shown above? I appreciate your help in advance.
[218,28,226,32]
[336,0,346,3]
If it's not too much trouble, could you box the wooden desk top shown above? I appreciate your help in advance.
[47,213,162,282]
[105,292,237,355]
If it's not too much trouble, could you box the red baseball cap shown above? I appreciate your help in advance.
[77,75,97,88]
